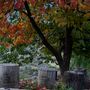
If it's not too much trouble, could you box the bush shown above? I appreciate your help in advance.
[55,82,74,90]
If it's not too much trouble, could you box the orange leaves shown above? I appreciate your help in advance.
[56,0,78,10]
[0,1,33,47]
[39,6,46,14]
[4,1,14,10]
[0,17,7,28]
[17,22,24,30]
[9,25,17,33]
[14,0,37,10]
[0,16,34,46]
[8,22,24,36]
[0,3,3,9]
[8,22,33,46]
[13,34,33,46]
[0,2,5,14]
[85,0,90,5]
[8,34,15,39]
[0,17,9,37]
[79,3,90,11]
[0,30,5,36]
[0,0,34,46]
[4,43,11,48]
[8,23,24,39]
[84,13,90,17]
[0,0,14,14]
[70,0,78,9]
[57,0,66,8]
[15,0,37,10]
[0,41,11,48]
[13,35,25,46]
[15,0,24,10]
[27,0,36,6]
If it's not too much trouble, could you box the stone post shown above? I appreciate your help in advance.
[0,64,19,89]
[38,66,57,89]
[64,69,86,90]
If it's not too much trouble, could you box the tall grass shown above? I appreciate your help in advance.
[70,53,90,75]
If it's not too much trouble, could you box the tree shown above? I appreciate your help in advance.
[0,0,90,75]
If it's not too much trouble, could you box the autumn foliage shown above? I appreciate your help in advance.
[0,0,90,47]
[0,0,35,47]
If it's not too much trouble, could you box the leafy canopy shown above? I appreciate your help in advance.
[0,0,90,53]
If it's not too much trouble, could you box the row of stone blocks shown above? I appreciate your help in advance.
[0,64,90,90]
[0,64,57,89]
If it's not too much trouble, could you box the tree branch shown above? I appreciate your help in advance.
[24,1,63,61]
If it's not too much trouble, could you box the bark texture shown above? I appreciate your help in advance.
[24,1,73,75]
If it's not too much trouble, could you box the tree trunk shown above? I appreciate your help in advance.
[56,27,73,75]
[63,27,73,74]
[24,1,73,77]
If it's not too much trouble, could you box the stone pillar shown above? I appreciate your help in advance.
[74,68,87,77]
[64,69,86,90]
[38,66,57,89]
[0,64,19,88]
